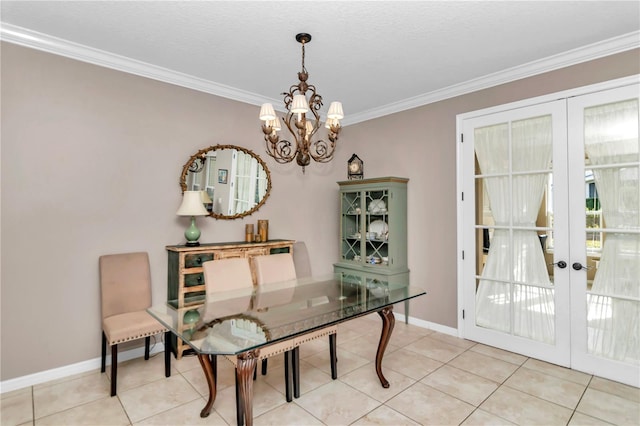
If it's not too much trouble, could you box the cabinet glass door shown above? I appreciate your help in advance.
[341,190,362,263]
[364,189,390,266]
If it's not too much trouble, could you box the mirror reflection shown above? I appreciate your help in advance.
[180,145,271,220]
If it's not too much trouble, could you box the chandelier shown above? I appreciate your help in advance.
[259,33,344,172]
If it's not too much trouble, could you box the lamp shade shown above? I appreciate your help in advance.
[259,103,276,121]
[200,190,213,204]
[268,117,281,131]
[325,117,340,129]
[291,95,309,114]
[327,101,344,119]
[177,191,209,216]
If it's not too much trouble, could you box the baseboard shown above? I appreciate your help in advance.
[394,313,459,337]
[0,343,166,394]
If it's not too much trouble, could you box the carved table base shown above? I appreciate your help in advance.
[376,306,395,388]
[197,354,217,417]
[196,307,396,424]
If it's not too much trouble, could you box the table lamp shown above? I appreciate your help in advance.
[176,191,209,246]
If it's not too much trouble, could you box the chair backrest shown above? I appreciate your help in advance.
[252,253,297,285]
[292,241,312,278]
[99,252,152,320]
[202,257,254,295]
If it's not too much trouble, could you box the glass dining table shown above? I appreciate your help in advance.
[148,272,426,426]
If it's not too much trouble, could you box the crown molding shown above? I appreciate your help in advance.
[0,23,281,108]
[2,23,638,125]
[345,31,640,125]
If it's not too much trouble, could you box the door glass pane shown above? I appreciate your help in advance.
[474,115,555,344]
[583,98,639,363]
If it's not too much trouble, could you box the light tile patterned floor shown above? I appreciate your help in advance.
[2,314,639,425]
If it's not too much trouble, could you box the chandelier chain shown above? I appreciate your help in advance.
[301,42,307,74]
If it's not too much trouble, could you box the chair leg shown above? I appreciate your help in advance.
[164,331,171,377]
[261,358,268,375]
[210,355,217,387]
[235,370,243,426]
[110,344,118,397]
[293,347,300,398]
[144,336,150,360]
[329,334,337,380]
[101,332,107,373]
[284,351,293,402]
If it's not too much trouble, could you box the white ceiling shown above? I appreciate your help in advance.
[1,1,639,124]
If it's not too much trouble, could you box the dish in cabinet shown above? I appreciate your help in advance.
[368,220,388,238]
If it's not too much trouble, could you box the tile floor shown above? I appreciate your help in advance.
[2,314,639,425]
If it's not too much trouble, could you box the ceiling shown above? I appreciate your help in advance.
[1,1,639,125]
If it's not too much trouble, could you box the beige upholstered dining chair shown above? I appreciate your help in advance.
[251,252,338,399]
[99,252,171,397]
[202,257,297,425]
[292,241,312,278]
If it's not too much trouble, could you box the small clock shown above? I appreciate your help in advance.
[347,153,363,180]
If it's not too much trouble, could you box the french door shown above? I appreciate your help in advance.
[458,80,639,386]
[568,85,639,385]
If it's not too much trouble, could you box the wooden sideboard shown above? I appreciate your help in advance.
[166,239,294,359]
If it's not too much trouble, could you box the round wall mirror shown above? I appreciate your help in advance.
[180,144,272,220]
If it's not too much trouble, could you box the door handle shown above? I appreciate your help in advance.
[572,262,592,271]
[549,261,567,269]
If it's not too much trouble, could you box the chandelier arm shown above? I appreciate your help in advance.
[264,135,297,164]
[308,139,337,163]
[283,112,301,141]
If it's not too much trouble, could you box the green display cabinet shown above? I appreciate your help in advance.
[333,177,410,322]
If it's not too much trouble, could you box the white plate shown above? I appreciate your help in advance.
[368,220,388,237]
[368,199,386,214]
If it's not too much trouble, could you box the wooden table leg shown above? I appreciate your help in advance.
[197,354,217,417]
[236,350,259,426]
[376,306,395,388]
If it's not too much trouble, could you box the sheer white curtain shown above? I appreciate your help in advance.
[257,166,267,202]
[584,99,639,363]
[475,116,555,343]
[233,151,253,214]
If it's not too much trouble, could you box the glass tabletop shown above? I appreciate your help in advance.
[148,273,425,356]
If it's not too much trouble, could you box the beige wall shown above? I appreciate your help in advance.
[1,42,638,381]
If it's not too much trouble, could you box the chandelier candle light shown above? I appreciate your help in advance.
[259,33,344,173]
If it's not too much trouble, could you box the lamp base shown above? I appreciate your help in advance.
[184,215,202,247]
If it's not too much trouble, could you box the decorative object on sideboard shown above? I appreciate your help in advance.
[258,220,269,242]
[348,153,364,180]
[176,191,209,246]
[259,33,344,173]
[180,144,271,220]
[245,224,254,242]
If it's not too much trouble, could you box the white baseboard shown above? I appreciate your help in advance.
[394,313,459,337]
[0,343,166,394]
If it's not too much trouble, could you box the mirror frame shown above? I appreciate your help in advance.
[179,144,272,220]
